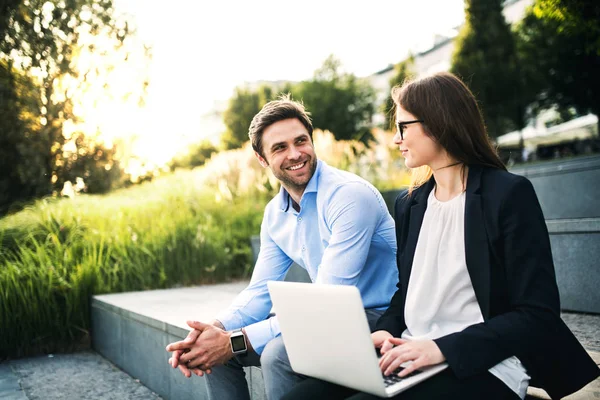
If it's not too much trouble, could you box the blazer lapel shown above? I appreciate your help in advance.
[401,178,434,301]
[464,165,491,319]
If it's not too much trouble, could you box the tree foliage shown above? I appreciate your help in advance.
[0,60,50,210]
[0,0,140,214]
[221,85,273,150]
[169,140,218,170]
[294,55,376,144]
[220,55,376,150]
[451,0,525,138]
[517,0,600,127]
[57,132,124,194]
[381,56,415,131]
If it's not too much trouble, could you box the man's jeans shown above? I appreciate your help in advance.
[204,308,384,400]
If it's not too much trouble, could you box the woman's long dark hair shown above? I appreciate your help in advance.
[392,72,506,193]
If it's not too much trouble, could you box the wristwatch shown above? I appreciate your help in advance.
[230,329,248,355]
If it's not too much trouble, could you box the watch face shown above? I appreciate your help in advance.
[231,334,246,352]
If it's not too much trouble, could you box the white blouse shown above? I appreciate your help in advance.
[402,188,530,399]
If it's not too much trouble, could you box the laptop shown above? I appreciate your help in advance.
[268,281,448,398]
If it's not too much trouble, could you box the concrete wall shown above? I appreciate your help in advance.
[512,156,600,313]
[510,156,600,220]
[91,299,209,399]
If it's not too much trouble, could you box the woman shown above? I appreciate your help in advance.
[282,72,599,400]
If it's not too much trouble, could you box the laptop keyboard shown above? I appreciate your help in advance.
[382,366,423,387]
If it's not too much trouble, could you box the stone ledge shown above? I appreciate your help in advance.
[0,363,27,400]
[91,282,264,400]
[510,155,600,179]
[91,297,188,338]
[546,218,600,234]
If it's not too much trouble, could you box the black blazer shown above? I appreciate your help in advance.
[375,164,599,399]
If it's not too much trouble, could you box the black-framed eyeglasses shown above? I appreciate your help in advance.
[395,119,424,140]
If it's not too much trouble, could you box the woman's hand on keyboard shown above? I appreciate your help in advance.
[379,338,445,377]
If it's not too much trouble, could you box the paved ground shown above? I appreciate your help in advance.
[561,312,600,352]
[1,312,598,400]
[0,351,162,400]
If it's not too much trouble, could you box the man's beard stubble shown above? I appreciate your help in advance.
[274,156,318,193]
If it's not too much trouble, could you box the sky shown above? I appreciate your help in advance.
[97,0,466,165]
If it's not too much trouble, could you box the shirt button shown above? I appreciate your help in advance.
[298,216,302,222]
[301,246,306,251]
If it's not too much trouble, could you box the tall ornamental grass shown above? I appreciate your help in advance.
[0,168,267,359]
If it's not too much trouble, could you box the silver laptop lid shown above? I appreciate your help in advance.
[268,281,387,396]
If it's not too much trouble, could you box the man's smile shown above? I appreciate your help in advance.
[286,161,307,171]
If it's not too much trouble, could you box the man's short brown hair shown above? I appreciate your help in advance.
[248,94,313,157]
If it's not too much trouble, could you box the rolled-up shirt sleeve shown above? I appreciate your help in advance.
[316,182,383,285]
[216,215,292,354]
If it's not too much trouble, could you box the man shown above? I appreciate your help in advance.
[166,96,398,400]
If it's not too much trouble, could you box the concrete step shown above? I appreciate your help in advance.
[91,281,266,400]
[0,363,27,400]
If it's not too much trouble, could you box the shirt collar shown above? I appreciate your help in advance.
[278,160,323,211]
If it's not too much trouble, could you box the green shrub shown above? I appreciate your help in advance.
[0,171,266,359]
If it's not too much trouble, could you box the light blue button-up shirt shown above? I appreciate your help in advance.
[216,160,398,354]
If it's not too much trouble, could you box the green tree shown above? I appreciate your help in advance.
[380,56,415,131]
[0,0,141,213]
[517,0,600,133]
[169,140,218,170]
[222,85,274,150]
[451,0,525,138]
[293,55,376,144]
[0,60,49,213]
[220,56,376,149]
[56,132,123,194]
